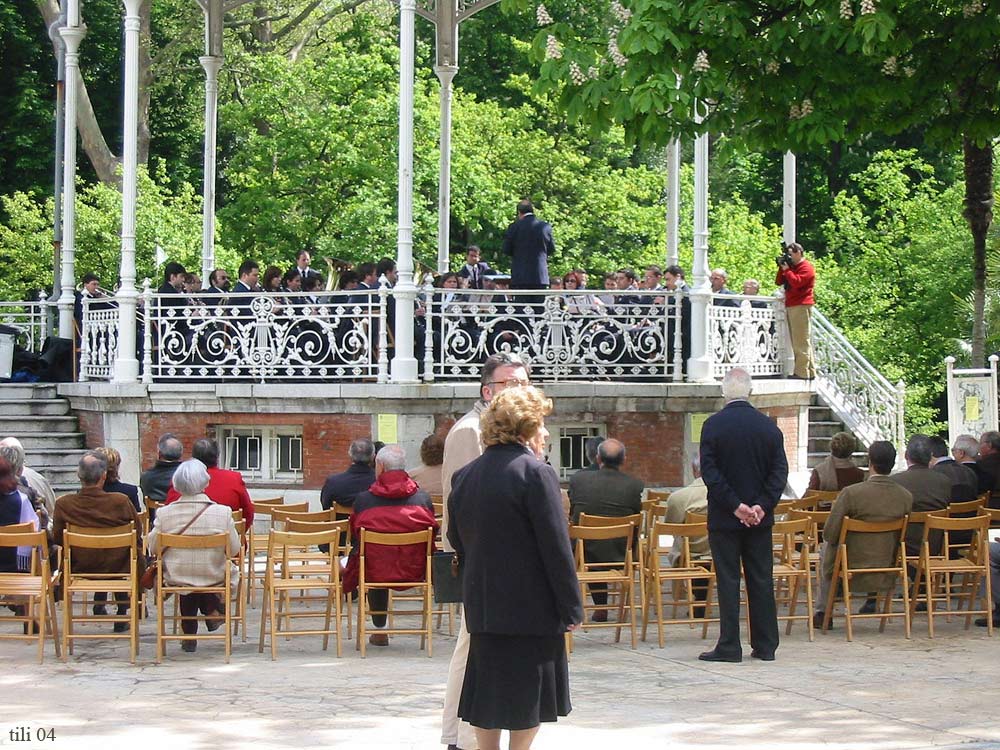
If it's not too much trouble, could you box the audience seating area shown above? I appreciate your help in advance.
[0,488,996,663]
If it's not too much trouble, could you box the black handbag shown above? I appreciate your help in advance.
[432,551,463,604]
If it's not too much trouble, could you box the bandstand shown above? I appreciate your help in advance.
[0,0,905,492]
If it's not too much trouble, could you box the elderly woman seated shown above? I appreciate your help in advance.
[808,431,865,492]
[147,459,239,653]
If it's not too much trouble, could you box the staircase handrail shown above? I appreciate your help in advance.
[812,308,905,450]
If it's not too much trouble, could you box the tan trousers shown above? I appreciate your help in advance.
[440,611,478,749]
[786,304,816,378]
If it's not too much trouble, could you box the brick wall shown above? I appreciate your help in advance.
[77,411,105,449]
[761,405,800,473]
[606,412,686,486]
[137,412,370,489]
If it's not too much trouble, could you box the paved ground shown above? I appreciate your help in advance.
[1,598,999,750]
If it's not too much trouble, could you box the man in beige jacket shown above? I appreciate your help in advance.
[440,353,531,750]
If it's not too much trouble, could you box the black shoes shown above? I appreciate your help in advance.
[181,639,197,653]
[750,650,775,661]
[113,621,129,633]
[813,612,833,630]
[93,604,108,616]
[975,609,1000,628]
[858,598,878,615]
[698,649,742,663]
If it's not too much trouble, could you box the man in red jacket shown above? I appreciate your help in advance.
[775,242,816,379]
[342,444,437,647]
[165,438,254,525]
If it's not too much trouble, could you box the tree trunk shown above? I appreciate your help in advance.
[37,0,122,185]
[962,136,995,367]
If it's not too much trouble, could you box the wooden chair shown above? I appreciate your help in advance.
[802,489,839,508]
[789,508,832,590]
[642,521,717,648]
[155,532,233,663]
[910,513,993,637]
[790,497,820,511]
[0,530,60,663]
[230,518,248,642]
[285,518,354,638]
[578,512,645,615]
[569,521,639,649]
[259,526,347,659]
[356,527,434,658]
[684,510,707,524]
[270,507,335,529]
[771,517,815,640]
[332,502,354,518]
[821,517,911,641]
[62,529,140,662]
[246,496,288,606]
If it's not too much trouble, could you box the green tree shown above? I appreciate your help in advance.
[534,0,998,364]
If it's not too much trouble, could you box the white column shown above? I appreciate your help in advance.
[391,0,419,382]
[113,0,142,383]
[200,55,223,285]
[435,65,458,274]
[687,118,713,382]
[665,138,680,267]
[57,23,86,340]
[782,151,796,245]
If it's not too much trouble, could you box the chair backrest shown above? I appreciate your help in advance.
[66,522,135,536]
[158,532,231,550]
[922,512,990,556]
[836,516,907,541]
[332,502,354,516]
[0,530,49,568]
[268,527,346,565]
[645,489,671,504]
[983,507,1000,527]
[1,521,37,534]
[802,489,840,506]
[946,498,984,515]
[771,517,812,564]
[64,530,136,553]
[231,509,243,522]
[360,527,434,549]
[271,507,334,524]
[684,510,707,524]
[253,496,285,509]
[144,496,161,511]
[570,522,635,541]
[790,497,819,511]
[136,510,149,536]
[578,512,643,529]
[774,499,796,516]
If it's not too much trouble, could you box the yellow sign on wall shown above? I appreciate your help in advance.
[377,413,398,444]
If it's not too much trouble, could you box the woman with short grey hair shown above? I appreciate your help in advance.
[808,431,865,492]
[147,459,239,653]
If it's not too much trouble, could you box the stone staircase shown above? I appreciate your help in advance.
[807,396,868,469]
[0,384,87,493]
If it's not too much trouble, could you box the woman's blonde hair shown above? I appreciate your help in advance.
[481,386,552,448]
[94,446,122,483]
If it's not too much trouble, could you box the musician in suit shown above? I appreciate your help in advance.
[502,199,555,290]
[699,367,787,663]
[230,260,260,309]
[457,246,494,290]
[295,250,323,285]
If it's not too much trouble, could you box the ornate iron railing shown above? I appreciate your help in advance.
[708,295,786,378]
[0,295,50,353]
[812,308,905,447]
[140,285,388,383]
[79,296,120,381]
[423,287,685,382]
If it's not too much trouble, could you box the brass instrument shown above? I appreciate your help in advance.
[323,257,353,291]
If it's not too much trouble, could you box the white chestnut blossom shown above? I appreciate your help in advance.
[839,0,854,19]
[536,4,553,26]
[588,65,600,80]
[611,0,632,24]
[545,34,562,60]
[881,56,897,75]
[800,98,813,116]
[860,0,876,14]
[569,61,587,85]
[789,103,801,120]
[963,1,984,16]
[693,50,710,73]
[765,60,780,75]
[608,37,628,67]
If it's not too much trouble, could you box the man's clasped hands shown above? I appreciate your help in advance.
[734,502,765,527]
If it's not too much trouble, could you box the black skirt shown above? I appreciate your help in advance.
[458,632,571,731]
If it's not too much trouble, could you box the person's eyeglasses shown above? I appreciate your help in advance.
[488,378,531,389]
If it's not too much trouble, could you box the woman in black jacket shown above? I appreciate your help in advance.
[448,386,582,750]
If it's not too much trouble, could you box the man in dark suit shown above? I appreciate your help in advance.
[953,433,993,495]
[164,438,254,524]
[568,439,644,621]
[230,259,260,309]
[320,438,376,511]
[294,249,322,285]
[456,246,494,290]
[930,435,978,502]
[502,199,555,290]
[699,367,787,662]
[978,431,1000,507]
[889,434,952,558]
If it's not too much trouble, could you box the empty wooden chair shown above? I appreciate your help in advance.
[569,521,639,649]
[771,517,815,640]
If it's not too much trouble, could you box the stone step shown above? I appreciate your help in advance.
[16,433,86,450]
[0,398,70,416]
[25,449,88,468]
[0,384,58,400]
[808,421,843,438]
[0,416,80,434]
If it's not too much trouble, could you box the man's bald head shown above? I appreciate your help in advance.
[598,439,626,469]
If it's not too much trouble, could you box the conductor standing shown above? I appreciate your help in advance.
[698,368,787,663]
[502,199,555,290]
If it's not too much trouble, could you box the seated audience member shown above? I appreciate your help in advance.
[710,268,738,306]
[953,434,992,495]
[0,437,53,524]
[808,431,865,492]
[582,436,603,472]
[0,454,40,573]
[813,441,912,629]
[140,433,184,504]
[409,434,445,496]
[929,435,978,502]
[262,265,283,293]
[147,459,240,653]
[978,431,1000,507]
[664,453,709,567]
[888,434,952,557]
[341,445,437,646]
[568,438,643,621]
[320,438,376,511]
[53,452,142,631]
[164,438,254,525]
[96,446,142,513]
